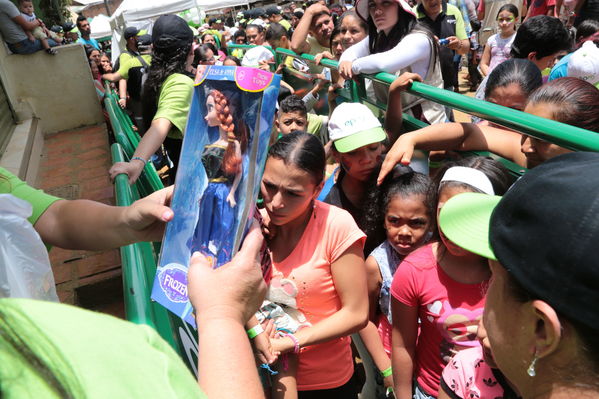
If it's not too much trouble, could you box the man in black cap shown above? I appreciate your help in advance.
[266,6,292,31]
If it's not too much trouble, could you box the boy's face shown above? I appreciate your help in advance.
[20,1,34,15]
[276,110,307,135]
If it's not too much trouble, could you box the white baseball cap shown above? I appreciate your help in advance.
[328,103,387,153]
[567,41,599,88]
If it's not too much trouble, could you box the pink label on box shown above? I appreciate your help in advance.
[235,67,274,92]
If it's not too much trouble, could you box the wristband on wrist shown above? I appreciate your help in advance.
[246,324,264,339]
[381,366,393,378]
[283,333,300,354]
[131,156,147,164]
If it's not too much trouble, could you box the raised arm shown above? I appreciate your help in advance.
[377,122,525,184]
[290,3,329,53]
[385,72,423,145]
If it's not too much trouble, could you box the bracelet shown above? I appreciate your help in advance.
[283,333,300,354]
[381,366,393,378]
[246,324,264,339]
[131,156,147,164]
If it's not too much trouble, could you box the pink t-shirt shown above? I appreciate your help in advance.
[527,0,556,18]
[390,244,487,396]
[268,201,366,391]
[441,346,514,399]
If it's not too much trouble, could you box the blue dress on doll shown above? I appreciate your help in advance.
[191,143,236,267]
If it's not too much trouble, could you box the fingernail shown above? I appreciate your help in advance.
[161,210,174,221]
[191,251,202,260]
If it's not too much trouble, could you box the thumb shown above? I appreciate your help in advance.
[190,251,212,270]
[237,223,265,262]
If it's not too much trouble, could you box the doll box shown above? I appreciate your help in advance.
[151,66,281,326]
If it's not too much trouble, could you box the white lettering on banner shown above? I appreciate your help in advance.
[164,274,188,297]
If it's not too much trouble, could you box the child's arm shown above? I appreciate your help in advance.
[246,316,278,364]
[391,298,419,399]
[226,141,242,207]
[479,42,492,76]
[377,122,525,184]
[118,79,127,108]
[357,256,393,388]
[25,30,35,41]
[385,72,423,145]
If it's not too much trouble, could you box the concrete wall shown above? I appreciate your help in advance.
[0,42,104,134]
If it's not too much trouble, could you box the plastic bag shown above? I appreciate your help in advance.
[0,194,58,301]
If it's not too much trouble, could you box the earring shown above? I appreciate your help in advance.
[527,355,538,377]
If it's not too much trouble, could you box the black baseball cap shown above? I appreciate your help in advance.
[124,26,140,39]
[137,34,152,46]
[439,152,599,329]
[152,14,193,50]
[265,6,281,16]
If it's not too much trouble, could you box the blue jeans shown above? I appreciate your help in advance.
[7,38,57,54]
[413,383,436,399]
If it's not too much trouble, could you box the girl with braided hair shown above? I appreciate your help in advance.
[191,89,248,266]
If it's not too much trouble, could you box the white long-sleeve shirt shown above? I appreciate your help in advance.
[339,33,432,78]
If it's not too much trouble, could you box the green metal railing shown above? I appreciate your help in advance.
[103,82,164,198]
[274,48,599,153]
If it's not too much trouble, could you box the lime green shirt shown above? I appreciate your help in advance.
[117,54,152,80]
[0,167,60,225]
[0,298,205,399]
[153,73,194,139]
[306,113,329,145]
[279,19,292,31]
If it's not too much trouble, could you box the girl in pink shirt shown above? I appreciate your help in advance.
[390,157,512,399]
[250,132,369,398]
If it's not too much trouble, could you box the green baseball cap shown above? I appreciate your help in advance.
[438,192,501,260]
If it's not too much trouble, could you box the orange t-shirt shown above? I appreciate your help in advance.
[269,201,366,391]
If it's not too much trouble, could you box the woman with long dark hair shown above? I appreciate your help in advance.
[109,14,195,184]
[337,0,445,125]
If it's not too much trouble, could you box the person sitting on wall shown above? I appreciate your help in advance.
[0,0,57,55]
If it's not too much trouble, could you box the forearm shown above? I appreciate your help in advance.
[102,72,122,82]
[197,316,264,399]
[134,120,171,161]
[457,39,470,55]
[293,306,367,351]
[118,79,127,99]
[290,13,312,53]
[36,199,135,250]
[358,321,391,372]
[352,35,429,74]
[385,89,404,144]
[392,347,415,399]
[405,123,470,150]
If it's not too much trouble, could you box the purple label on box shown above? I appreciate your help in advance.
[158,264,189,303]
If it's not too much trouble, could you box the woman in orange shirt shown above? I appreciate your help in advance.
[254,132,369,398]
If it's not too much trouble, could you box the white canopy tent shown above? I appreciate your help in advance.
[90,14,112,39]
[108,0,255,63]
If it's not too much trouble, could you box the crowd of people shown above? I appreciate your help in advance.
[2,0,599,398]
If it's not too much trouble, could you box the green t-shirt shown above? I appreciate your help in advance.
[0,167,60,226]
[0,298,205,399]
[117,54,152,80]
[306,113,329,145]
[153,73,194,139]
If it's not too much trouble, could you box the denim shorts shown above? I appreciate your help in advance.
[413,382,436,399]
